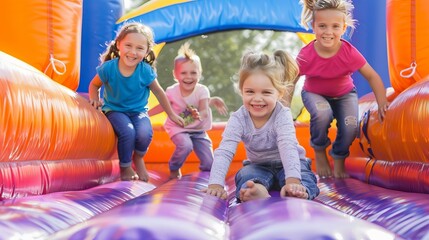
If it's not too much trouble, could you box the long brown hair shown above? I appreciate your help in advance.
[99,22,157,66]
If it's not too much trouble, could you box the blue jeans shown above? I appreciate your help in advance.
[169,132,213,171]
[301,89,358,159]
[235,158,319,200]
[105,111,153,168]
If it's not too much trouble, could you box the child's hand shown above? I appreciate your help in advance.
[179,105,198,126]
[170,113,185,127]
[187,106,201,120]
[202,184,227,200]
[209,97,228,116]
[280,182,308,200]
[378,102,389,122]
[89,99,102,110]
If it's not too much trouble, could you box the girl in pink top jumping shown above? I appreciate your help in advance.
[298,0,389,178]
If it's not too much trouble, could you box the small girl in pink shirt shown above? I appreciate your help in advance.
[149,43,227,179]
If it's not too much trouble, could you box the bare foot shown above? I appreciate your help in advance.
[239,181,270,202]
[169,169,182,179]
[333,158,349,178]
[133,154,149,182]
[315,149,332,178]
[120,166,138,181]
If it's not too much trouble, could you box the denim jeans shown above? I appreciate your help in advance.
[169,132,213,171]
[235,158,319,200]
[301,89,358,159]
[105,111,153,168]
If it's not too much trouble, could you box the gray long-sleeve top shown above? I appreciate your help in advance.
[208,102,307,186]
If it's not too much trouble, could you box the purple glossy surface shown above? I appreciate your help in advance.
[4,171,429,239]
[316,178,429,240]
[229,198,398,240]
[0,172,167,239]
[50,172,400,240]
[51,172,228,239]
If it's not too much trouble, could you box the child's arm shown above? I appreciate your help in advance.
[197,97,210,120]
[88,75,103,110]
[147,104,163,117]
[202,113,242,199]
[149,79,185,127]
[209,96,228,116]
[359,63,389,121]
[277,107,308,199]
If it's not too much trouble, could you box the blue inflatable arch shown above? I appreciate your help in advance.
[117,0,307,43]
[79,0,389,96]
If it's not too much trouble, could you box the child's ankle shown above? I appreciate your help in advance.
[169,169,182,179]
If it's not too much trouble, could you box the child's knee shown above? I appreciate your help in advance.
[136,131,153,146]
[178,142,193,154]
[173,136,193,152]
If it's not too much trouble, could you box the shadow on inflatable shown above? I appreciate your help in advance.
[1,0,429,239]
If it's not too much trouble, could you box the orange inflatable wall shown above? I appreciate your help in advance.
[0,1,82,91]
[387,0,429,93]
[355,0,429,164]
[0,51,115,162]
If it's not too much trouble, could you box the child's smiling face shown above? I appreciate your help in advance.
[241,71,281,126]
[173,60,201,96]
[312,9,347,50]
[117,32,149,68]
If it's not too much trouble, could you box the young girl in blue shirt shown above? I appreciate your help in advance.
[89,22,184,182]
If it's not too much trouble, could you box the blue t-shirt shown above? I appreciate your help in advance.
[97,58,156,112]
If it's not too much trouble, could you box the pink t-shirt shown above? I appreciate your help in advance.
[297,39,366,97]
[164,83,212,137]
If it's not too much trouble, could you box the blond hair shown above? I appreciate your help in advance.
[300,0,356,31]
[174,42,202,74]
[238,50,298,98]
[100,22,156,66]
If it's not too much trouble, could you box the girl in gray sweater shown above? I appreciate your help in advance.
[203,50,319,202]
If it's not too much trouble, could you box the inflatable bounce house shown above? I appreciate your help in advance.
[1,0,429,239]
